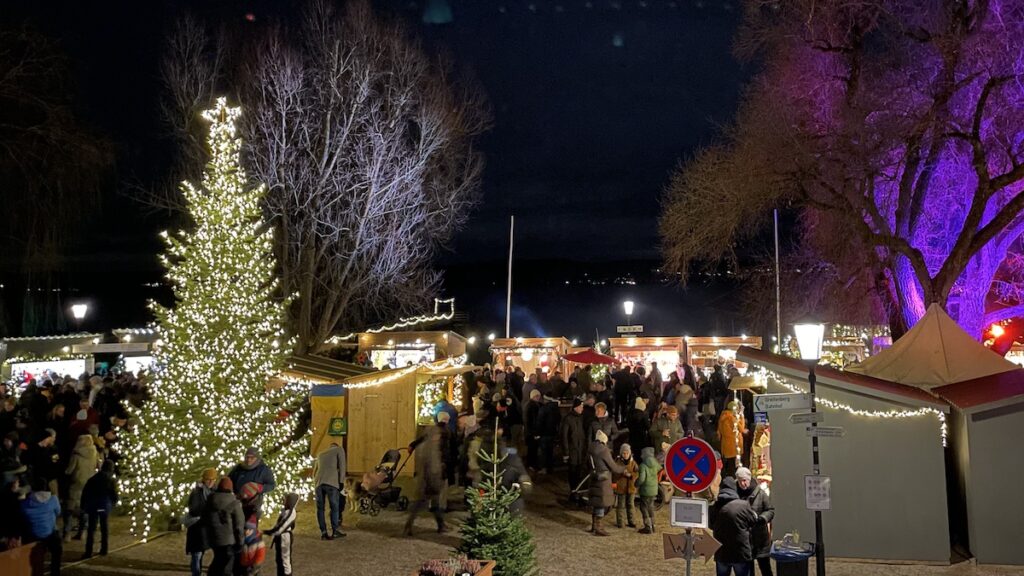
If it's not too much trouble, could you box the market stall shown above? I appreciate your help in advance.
[844,304,1024,565]
[357,330,467,370]
[489,337,572,376]
[609,336,682,382]
[684,335,762,375]
[340,359,476,476]
[1,334,102,385]
[737,346,951,563]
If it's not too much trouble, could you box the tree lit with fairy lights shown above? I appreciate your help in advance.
[121,98,309,537]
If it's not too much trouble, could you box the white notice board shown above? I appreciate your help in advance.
[805,475,831,511]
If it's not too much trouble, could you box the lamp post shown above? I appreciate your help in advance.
[794,321,826,576]
[70,303,89,332]
[623,300,635,327]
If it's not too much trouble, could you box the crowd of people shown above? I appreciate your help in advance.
[1,371,143,575]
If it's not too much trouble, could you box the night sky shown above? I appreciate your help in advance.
[3,0,751,337]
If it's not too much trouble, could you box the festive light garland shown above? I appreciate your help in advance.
[750,367,948,446]
[120,98,309,539]
[325,298,456,345]
[342,355,468,390]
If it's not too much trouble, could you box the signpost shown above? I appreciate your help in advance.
[789,412,825,424]
[806,426,844,438]
[753,392,811,412]
[664,436,718,576]
[616,324,644,334]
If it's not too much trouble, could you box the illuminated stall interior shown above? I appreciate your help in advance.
[608,337,683,381]
[2,333,103,386]
[489,337,572,376]
[684,335,763,375]
[357,330,467,370]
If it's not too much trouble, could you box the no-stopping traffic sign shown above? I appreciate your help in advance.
[665,437,716,493]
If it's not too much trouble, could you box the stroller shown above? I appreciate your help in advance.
[358,448,411,516]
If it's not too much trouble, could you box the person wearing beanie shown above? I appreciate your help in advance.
[588,427,624,536]
[612,443,638,528]
[185,469,218,576]
[710,477,758,575]
[736,468,774,576]
[627,395,653,462]
[560,397,590,505]
[263,493,300,576]
[636,446,662,534]
[228,448,275,519]
[204,477,244,576]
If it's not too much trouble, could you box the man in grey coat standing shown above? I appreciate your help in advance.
[314,440,346,540]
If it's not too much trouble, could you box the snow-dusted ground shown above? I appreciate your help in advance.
[63,476,1022,576]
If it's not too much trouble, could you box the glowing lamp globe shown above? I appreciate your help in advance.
[794,322,825,363]
[71,303,89,320]
[623,300,635,316]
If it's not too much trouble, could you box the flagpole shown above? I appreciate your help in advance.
[774,208,782,350]
[505,215,514,338]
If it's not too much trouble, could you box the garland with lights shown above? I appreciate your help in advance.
[120,98,308,538]
[324,298,456,345]
[750,367,947,445]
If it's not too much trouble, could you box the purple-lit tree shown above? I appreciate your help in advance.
[661,0,1024,337]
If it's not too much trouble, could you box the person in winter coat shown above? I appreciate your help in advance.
[263,493,299,576]
[560,399,590,505]
[636,446,662,534]
[228,448,275,519]
[80,459,118,558]
[29,428,61,489]
[185,468,218,576]
[681,364,701,435]
[523,389,543,470]
[737,468,774,576]
[650,406,685,457]
[588,402,619,446]
[65,433,98,540]
[21,476,62,576]
[718,402,748,478]
[313,440,346,540]
[612,443,638,528]
[535,396,561,474]
[587,429,624,536]
[612,369,634,425]
[404,424,447,536]
[498,447,532,516]
[708,365,731,421]
[203,477,244,576]
[626,397,653,459]
[710,477,758,576]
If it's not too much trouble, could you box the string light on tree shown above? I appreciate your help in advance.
[120,98,308,538]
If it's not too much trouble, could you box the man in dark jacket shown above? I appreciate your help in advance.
[612,369,633,425]
[588,403,619,447]
[228,448,275,519]
[710,477,758,576]
[203,477,244,576]
[626,397,653,460]
[708,365,731,424]
[80,460,118,558]
[561,399,589,505]
[737,467,775,576]
[404,425,447,536]
[523,390,543,471]
[535,396,561,474]
[314,440,346,540]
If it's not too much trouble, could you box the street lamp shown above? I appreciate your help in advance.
[70,303,89,332]
[793,321,826,576]
[623,300,635,326]
[487,333,496,342]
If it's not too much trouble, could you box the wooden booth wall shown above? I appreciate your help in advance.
[346,379,419,477]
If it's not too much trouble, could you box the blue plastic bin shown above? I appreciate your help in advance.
[770,542,815,576]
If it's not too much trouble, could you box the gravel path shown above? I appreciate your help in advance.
[61,476,1022,576]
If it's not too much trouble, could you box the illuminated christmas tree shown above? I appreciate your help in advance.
[121,98,308,537]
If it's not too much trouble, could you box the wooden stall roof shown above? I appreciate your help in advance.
[281,354,375,384]
[933,369,1024,413]
[609,337,684,351]
[2,333,104,356]
[357,330,466,347]
[490,337,572,350]
[685,336,763,349]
